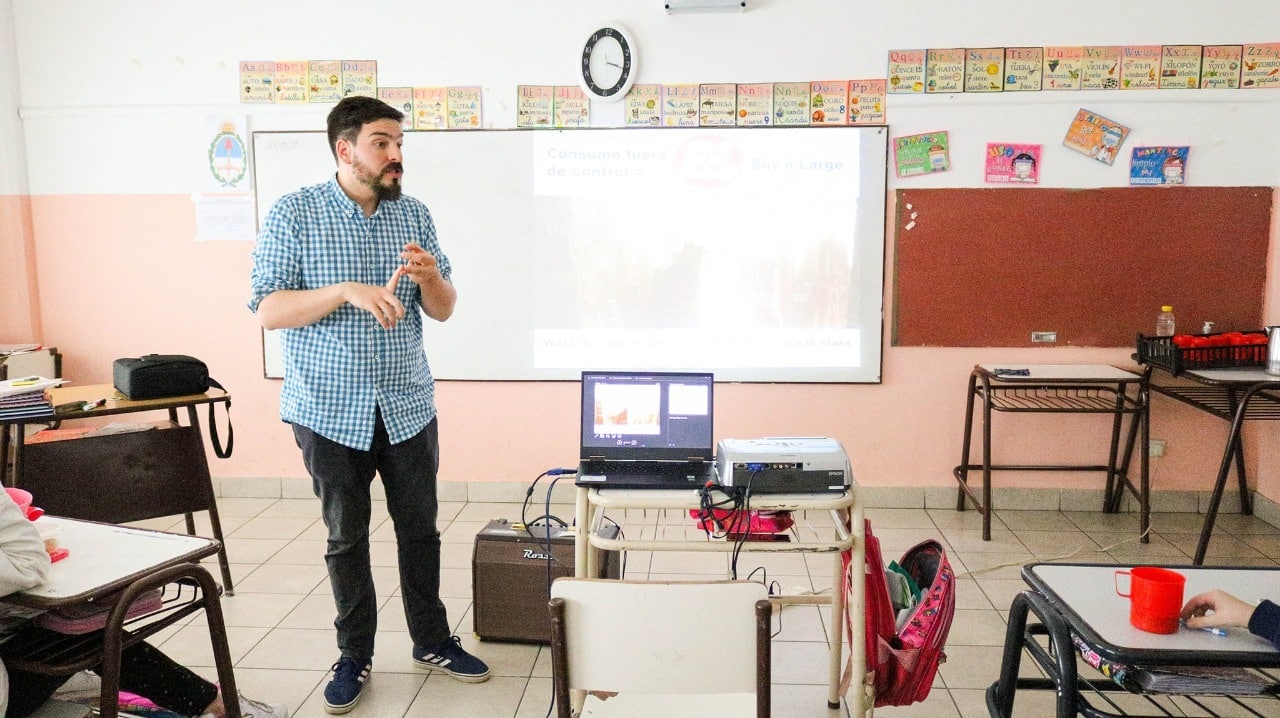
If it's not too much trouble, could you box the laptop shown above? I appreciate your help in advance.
[576,370,717,489]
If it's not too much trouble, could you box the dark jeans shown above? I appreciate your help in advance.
[292,414,449,660]
[6,633,218,718]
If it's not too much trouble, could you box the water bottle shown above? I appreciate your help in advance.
[1156,306,1176,337]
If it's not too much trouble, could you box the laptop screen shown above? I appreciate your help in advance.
[580,371,715,462]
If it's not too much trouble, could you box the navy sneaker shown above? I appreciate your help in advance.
[412,636,491,682]
[323,656,371,714]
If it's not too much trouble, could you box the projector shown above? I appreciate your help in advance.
[717,437,851,493]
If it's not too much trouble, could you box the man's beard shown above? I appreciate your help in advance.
[355,157,403,202]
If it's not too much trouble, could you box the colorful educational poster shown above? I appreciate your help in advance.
[1241,43,1280,89]
[1160,45,1202,89]
[698,83,737,126]
[809,80,847,125]
[1130,146,1189,185]
[624,84,662,127]
[341,60,377,98]
[273,61,308,104]
[1120,46,1161,90]
[412,87,448,130]
[376,87,414,129]
[926,49,964,93]
[515,85,553,128]
[1081,46,1121,90]
[1004,47,1043,91]
[1063,109,1130,165]
[893,131,950,177]
[662,84,700,127]
[238,61,274,103]
[887,49,927,94]
[773,82,810,125]
[964,48,1004,92]
[308,60,343,103]
[446,86,482,129]
[735,83,773,126]
[847,79,886,125]
[984,143,1041,184]
[1043,47,1084,90]
[1201,45,1243,89]
[554,86,591,128]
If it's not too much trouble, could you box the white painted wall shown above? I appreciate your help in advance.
[11,0,1280,194]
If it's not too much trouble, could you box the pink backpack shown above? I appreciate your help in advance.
[850,519,957,707]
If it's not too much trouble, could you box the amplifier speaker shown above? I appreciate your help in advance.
[471,518,620,643]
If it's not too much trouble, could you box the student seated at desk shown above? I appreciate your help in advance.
[1182,589,1280,648]
[0,494,289,718]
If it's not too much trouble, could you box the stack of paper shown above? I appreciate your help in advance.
[0,376,65,420]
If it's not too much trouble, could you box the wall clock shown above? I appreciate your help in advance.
[579,25,636,102]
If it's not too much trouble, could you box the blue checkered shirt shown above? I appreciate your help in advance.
[248,176,452,450]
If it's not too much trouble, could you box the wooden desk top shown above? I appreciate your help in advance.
[0,384,230,425]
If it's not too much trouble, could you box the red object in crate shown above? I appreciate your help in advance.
[1137,330,1268,374]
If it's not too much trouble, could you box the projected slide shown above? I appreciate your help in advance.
[253,126,887,382]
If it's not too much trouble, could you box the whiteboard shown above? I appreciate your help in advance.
[253,126,888,382]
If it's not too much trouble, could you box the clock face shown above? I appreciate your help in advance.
[580,26,635,102]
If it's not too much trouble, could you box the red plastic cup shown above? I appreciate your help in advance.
[1115,567,1186,634]
[5,488,32,517]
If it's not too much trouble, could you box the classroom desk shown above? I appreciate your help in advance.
[0,519,240,718]
[0,384,234,593]
[1142,366,1280,565]
[953,364,1149,541]
[988,563,1280,718]
[574,486,866,714]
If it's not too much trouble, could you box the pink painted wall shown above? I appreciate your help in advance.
[0,194,37,342]
[22,192,1280,493]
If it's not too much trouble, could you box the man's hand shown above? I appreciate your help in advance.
[393,242,445,288]
[344,279,406,329]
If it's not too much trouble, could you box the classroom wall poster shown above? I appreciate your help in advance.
[1241,43,1280,88]
[446,86,482,129]
[625,84,662,127]
[894,131,950,177]
[848,79,886,125]
[554,86,591,128]
[663,84,700,127]
[376,87,414,130]
[887,49,926,94]
[926,49,964,93]
[308,60,343,103]
[698,83,737,126]
[964,48,1004,92]
[773,82,810,125]
[809,80,848,124]
[1159,45,1202,89]
[274,61,309,104]
[1201,45,1243,89]
[1081,46,1121,90]
[736,83,773,126]
[1120,45,1161,90]
[1004,47,1044,91]
[1063,108,1130,165]
[516,85,553,127]
[984,143,1041,184]
[340,60,377,98]
[1129,146,1189,185]
[412,87,448,130]
[1044,47,1084,90]
[239,61,274,103]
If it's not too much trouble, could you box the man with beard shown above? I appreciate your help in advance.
[248,96,488,715]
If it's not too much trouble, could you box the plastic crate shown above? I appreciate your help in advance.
[1136,331,1268,375]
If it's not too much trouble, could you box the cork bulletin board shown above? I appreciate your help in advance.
[892,187,1273,347]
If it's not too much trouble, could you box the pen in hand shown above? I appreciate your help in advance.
[1199,626,1228,637]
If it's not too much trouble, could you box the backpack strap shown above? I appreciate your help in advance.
[206,378,233,459]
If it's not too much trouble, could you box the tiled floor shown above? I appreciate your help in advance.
[129,497,1280,718]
